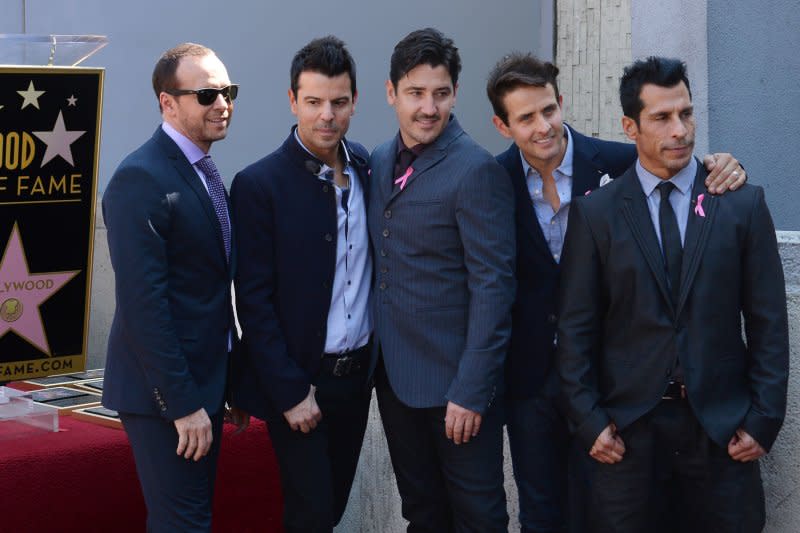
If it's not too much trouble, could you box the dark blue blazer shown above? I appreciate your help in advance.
[230,129,370,420]
[102,127,235,420]
[496,126,635,400]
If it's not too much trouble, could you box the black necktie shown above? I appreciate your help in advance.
[657,181,682,305]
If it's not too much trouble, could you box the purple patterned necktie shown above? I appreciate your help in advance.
[195,155,231,261]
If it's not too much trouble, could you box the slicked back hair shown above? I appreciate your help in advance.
[486,52,560,125]
[619,56,692,124]
[290,36,357,97]
[390,28,461,88]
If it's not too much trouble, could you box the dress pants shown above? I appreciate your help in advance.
[120,408,224,533]
[266,363,371,533]
[589,399,765,533]
[506,382,570,533]
[376,360,508,533]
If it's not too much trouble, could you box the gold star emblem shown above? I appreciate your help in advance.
[17,81,46,110]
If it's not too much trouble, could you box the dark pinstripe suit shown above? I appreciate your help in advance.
[368,116,516,531]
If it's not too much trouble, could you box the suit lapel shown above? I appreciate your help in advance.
[154,128,227,263]
[676,163,716,314]
[570,132,604,198]
[387,146,446,204]
[619,167,676,316]
[501,145,554,264]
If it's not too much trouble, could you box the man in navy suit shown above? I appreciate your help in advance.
[103,43,244,532]
[231,36,372,533]
[486,53,747,533]
[557,56,787,532]
[369,28,516,532]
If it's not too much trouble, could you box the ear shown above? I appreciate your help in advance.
[557,94,564,108]
[159,92,174,116]
[621,116,638,141]
[288,88,298,116]
[492,115,513,139]
[351,90,358,115]
[385,80,396,106]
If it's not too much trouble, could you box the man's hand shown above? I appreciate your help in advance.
[174,408,213,461]
[225,405,250,435]
[283,385,322,433]
[590,423,626,464]
[703,153,746,194]
[445,401,482,445]
[728,428,766,462]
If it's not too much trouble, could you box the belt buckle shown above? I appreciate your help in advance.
[333,355,353,377]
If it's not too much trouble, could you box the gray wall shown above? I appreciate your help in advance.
[2,0,552,193]
[707,0,800,231]
[632,0,799,231]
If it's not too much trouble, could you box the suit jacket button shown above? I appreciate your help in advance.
[322,281,330,289]
[384,210,392,219]
[380,249,387,257]
[382,228,390,237]
[381,267,388,274]
[322,185,329,193]
[325,233,333,242]
[547,314,557,324]
[379,282,387,290]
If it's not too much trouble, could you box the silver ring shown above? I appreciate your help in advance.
[732,170,740,177]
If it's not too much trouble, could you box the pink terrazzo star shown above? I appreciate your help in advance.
[0,224,80,355]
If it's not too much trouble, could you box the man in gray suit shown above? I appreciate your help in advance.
[368,28,516,532]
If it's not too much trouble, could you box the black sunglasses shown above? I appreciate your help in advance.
[165,84,239,106]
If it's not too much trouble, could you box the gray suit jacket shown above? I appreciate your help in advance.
[368,116,516,413]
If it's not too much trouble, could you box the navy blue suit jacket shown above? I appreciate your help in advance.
[230,129,371,419]
[496,126,635,400]
[102,126,234,420]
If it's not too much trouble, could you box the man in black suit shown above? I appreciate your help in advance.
[557,56,788,532]
[231,36,372,533]
[487,52,747,533]
[103,43,244,532]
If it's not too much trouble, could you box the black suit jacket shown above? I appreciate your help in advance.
[102,126,235,420]
[496,126,635,399]
[557,161,788,452]
[230,129,371,419]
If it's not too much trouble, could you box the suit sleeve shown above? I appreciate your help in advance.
[231,169,310,414]
[739,187,789,451]
[556,198,611,449]
[445,159,516,414]
[103,165,202,420]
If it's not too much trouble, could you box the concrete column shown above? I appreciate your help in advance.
[556,0,632,141]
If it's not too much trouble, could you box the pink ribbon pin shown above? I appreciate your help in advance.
[394,166,414,190]
[584,189,591,196]
[694,193,706,217]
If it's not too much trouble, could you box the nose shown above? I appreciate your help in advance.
[420,94,436,116]
[669,115,688,138]
[320,101,335,121]
[212,92,229,109]
[533,114,551,135]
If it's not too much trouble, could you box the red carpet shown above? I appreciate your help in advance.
[0,416,283,532]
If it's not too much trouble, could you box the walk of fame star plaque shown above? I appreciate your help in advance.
[0,37,105,381]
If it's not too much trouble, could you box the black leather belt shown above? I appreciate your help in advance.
[662,380,687,400]
[320,345,369,377]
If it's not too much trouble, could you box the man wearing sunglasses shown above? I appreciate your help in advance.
[102,42,244,532]
[230,36,372,533]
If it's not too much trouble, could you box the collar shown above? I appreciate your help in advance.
[395,132,428,157]
[519,123,574,179]
[293,127,351,176]
[635,157,697,198]
[161,121,208,164]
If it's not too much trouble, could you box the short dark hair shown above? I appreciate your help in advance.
[619,56,692,124]
[486,52,560,125]
[390,28,461,88]
[152,43,213,111]
[290,36,357,96]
